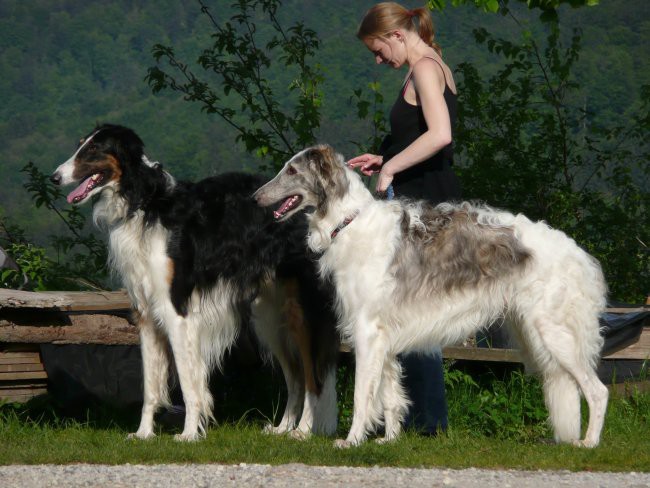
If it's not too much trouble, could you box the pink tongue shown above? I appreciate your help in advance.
[274,196,295,218]
[66,178,92,204]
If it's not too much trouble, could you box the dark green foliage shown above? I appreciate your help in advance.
[0,163,108,291]
[146,0,324,172]
[444,364,549,441]
[0,0,647,300]
[454,13,649,302]
[429,0,601,22]
[350,81,390,155]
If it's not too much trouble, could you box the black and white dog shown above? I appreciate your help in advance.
[254,145,609,448]
[50,125,339,440]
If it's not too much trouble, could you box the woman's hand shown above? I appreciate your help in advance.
[376,164,395,194]
[346,153,383,176]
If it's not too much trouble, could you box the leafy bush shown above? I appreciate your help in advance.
[146,0,324,172]
[445,363,550,440]
[454,14,649,302]
[0,163,109,291]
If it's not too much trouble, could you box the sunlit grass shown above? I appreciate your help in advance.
[1,363,648,471]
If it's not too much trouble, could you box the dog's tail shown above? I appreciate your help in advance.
[543,369,581,443]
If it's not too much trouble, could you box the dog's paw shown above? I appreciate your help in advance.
[334,438,355,449]
[126,431,155,440]
[374,436,395,445]
[174,432,200,442]
[572,438,598,448]
[263,423,290,435]
[288,429,310,441]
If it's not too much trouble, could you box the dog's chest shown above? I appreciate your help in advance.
[108,218,170,308]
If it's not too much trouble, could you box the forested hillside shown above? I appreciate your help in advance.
[0,0,648,299]
[1,0,647,231]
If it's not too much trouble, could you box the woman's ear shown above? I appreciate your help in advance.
[391,30,405,43]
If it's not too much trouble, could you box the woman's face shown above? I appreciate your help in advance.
[363,34,405,69]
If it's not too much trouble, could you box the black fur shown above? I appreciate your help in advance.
[86,124,339,391]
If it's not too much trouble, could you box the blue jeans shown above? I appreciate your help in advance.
[387,184,448,435]
[400,352,448,435]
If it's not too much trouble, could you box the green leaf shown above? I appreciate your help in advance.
[485,0,500,13]
[428,0,447,11]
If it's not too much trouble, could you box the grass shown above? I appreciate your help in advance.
[1,361,649,471]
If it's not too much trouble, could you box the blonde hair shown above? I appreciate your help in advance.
[357,2,442,56]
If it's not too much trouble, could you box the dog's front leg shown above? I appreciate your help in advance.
[263,354,303,435]
[335,318,387,449]
[167,314,212,442]
[376,355,408,444]
[128,312,170,440]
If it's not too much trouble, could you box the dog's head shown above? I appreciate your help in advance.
[51,124,157,205]
[254,145,349,221]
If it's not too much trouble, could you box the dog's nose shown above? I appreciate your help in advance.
[50,173,61,185]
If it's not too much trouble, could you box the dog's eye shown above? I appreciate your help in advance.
[286,166,297,176]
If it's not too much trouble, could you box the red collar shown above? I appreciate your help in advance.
[330,212,358,239]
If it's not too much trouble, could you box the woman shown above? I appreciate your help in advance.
[347,2,461,435]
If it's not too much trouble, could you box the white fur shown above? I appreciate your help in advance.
[265,151,609,448]
[53,130,100,185]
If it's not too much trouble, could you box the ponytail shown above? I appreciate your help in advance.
[410,7,442,56]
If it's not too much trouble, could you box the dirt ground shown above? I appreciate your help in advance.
[1,463,649,487]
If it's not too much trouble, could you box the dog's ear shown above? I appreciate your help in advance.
[307,145,349,200]
[113,127,145,168]
[303,145,349,218]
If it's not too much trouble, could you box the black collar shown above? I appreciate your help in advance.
[330,211,359,239]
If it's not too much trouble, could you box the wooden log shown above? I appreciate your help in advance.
[0,384,47,393]
[603,327,650,360]
[0,352,41,364]
[0,371,48,380]
[443,327,650,362]
[443,346,523,363]
[0,363,44,373]
[608,380,650,397]
[0,289,131,312]
[0,389,48,402]
[0,314,139,345]
[605,307,648,314]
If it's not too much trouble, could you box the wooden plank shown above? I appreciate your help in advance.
[0,289,131,312]
[608,380,650,397]
[0,314,139,345]
[0,387,47,396]
[0,353,41,364]
[605,307,648,314]
[0,363,44,373]
[0,380,47,395]
[443,328,650,362]
[0,371,48,380]
[443,346,523,363]
[603,327,650,360]
[0,392,47,402]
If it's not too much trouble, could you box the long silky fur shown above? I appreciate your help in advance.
[52,125,339,441]
[254,144,610,448]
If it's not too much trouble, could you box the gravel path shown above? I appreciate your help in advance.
[1,463,649,487]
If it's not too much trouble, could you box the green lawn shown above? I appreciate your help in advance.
[1,364,648,471]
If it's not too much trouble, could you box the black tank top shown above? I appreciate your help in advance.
[380,57,461,202]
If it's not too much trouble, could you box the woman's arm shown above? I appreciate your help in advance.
[376,58,452,192]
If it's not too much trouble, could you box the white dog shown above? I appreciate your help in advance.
[254,145,609,448]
